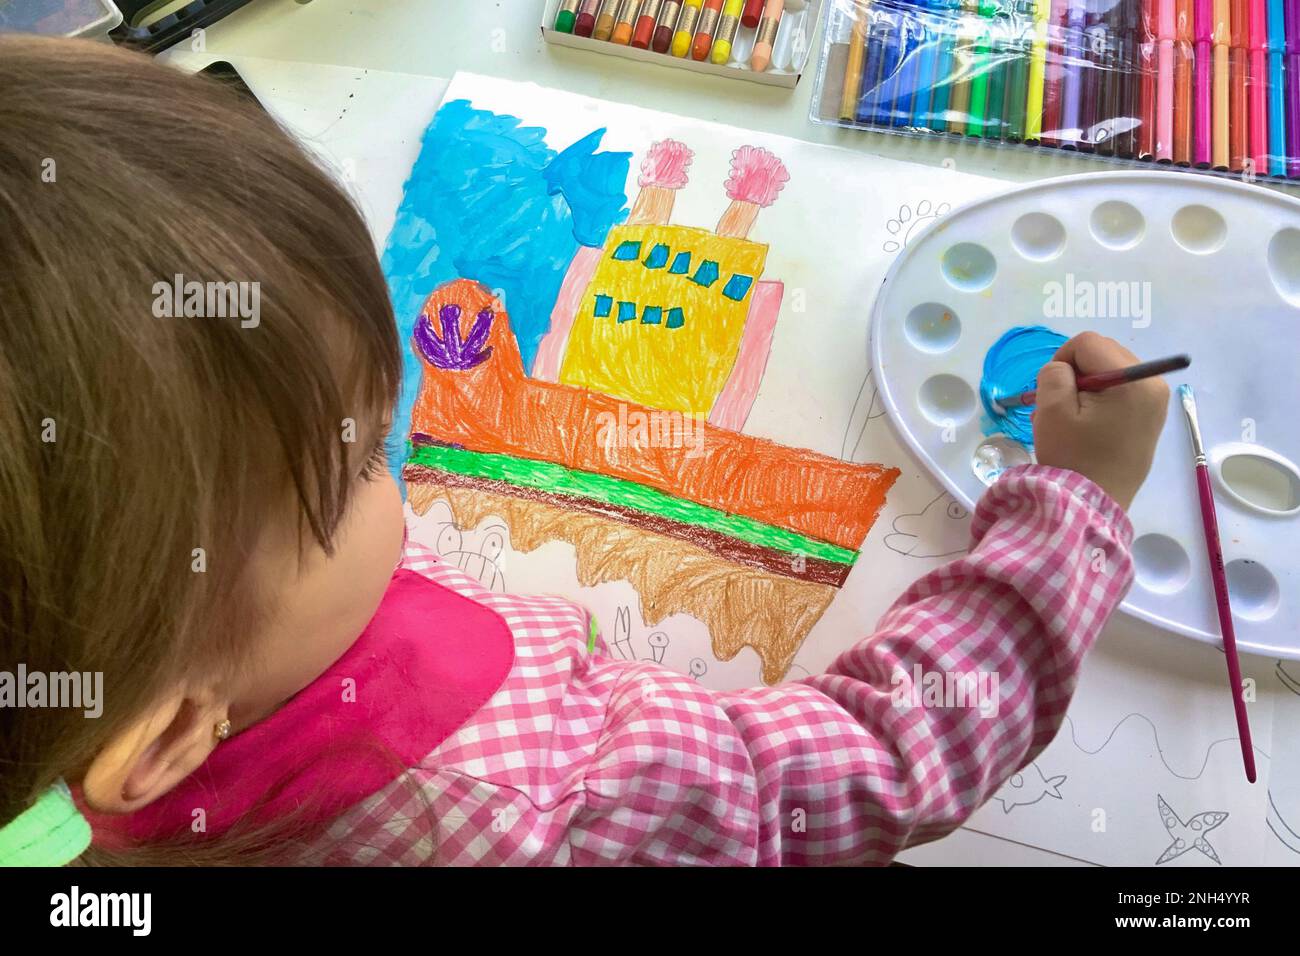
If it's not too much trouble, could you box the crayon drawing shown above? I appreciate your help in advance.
[384,97,900,684]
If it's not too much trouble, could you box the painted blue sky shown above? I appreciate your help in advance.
[381,99,631,479]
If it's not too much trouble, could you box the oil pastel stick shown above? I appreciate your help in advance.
[634,0,664,47]
[1077,0,1103,152]
[596,0,621,39]
[1060,0,1087,145]
[1267,0,1287,174]
[575,0,603,36]
[751,0,786,70]
[556,0,581,32]
[1026,0,1051,140]
[652,0,683,50]
[1175,0,1194,162]
[612,0,641,44]
[1092,0,1117,153]
[985,2,1012,141]
[692,0,725,59]
[744,0,766,27]
[859,7,891,123]
[672,0,702,53]
[710,0,745,62]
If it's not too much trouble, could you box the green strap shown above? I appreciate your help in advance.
[0,780,92,867]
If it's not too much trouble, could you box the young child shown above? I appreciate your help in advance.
[0,37,1168,867]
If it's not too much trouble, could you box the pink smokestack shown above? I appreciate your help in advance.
[717,146,789,238]
[628,139,694,226]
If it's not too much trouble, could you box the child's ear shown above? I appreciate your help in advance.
[81,690,230,814]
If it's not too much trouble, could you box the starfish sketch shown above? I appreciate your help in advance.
[1155,795,1229,865]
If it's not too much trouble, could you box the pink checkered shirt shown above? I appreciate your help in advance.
[309,465,1133,866]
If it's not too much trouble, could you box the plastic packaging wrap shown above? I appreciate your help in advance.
[810,0,1300,183]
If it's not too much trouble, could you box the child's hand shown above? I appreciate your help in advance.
[1032,332,1170,511]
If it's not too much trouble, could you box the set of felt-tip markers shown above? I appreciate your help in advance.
[811,0,1300,182]
[544,1,819,86]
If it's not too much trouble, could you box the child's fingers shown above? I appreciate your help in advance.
[1035,360,1079,412]
[1051,331,1139,376]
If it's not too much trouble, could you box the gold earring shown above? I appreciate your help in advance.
[213,719,232,741]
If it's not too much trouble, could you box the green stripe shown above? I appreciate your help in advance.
[406,442,858,565]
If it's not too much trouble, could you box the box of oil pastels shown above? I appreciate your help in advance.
[542,1,822,88]
[810,0,1300,185]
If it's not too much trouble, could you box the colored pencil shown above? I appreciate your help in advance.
[967,21,994,135]
[950,9,978,132]
[652,0,683,51]
[1141,0,1159,157]
[1043,0,1069,143]
[751,0,785,70]
[710,0,745,63]
[840,1,869,120]
[931,0,960,130]
[1078,0,1103,152]
[1289,0,1300,175]
[1248,0,1269,172]
[912,5,942,126]
[1267,0,1287,175]
[1005,0,1034,141]
[1175,0,1194,162]
[1194,0,1213,162]
[556,0,581,32]
[1120,0,1143,156]
[1176,385,1257,786]
[878,10,906,124]
[1213,0,1231,167]
[691,0,724,58]
[1157,0,1176,159]
[1060,0,1087,146]
[895,11,924,124]
[1026,0,1051,140]
[1230,0,1249,169]
[672,0,702,54]
[596,0,621,40]
[1096,0,1119,154]
[996,354,1190,408]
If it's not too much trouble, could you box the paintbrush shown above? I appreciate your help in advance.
[992,353,1192,412]
[1178,384,1257,783]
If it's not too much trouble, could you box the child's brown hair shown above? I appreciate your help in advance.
[0,37,401,859]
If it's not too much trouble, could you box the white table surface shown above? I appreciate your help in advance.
[160,0,1300,867]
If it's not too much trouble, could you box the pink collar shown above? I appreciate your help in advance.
[85,568,514,848]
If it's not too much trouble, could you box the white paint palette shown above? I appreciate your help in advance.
[871,172,1300,659]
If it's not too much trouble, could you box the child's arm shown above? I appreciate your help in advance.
[566,465,1131,864]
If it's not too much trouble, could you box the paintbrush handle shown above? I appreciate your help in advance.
[1001,353,1191,408]
[1194,461,1258,783]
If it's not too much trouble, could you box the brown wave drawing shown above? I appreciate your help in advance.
[409,482,837,685]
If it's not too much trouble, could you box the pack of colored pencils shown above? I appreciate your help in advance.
[811,0,1300,182]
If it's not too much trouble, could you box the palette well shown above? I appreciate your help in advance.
[871,171,1300,658]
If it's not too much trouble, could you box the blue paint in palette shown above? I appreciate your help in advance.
[978,325,1068,447]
